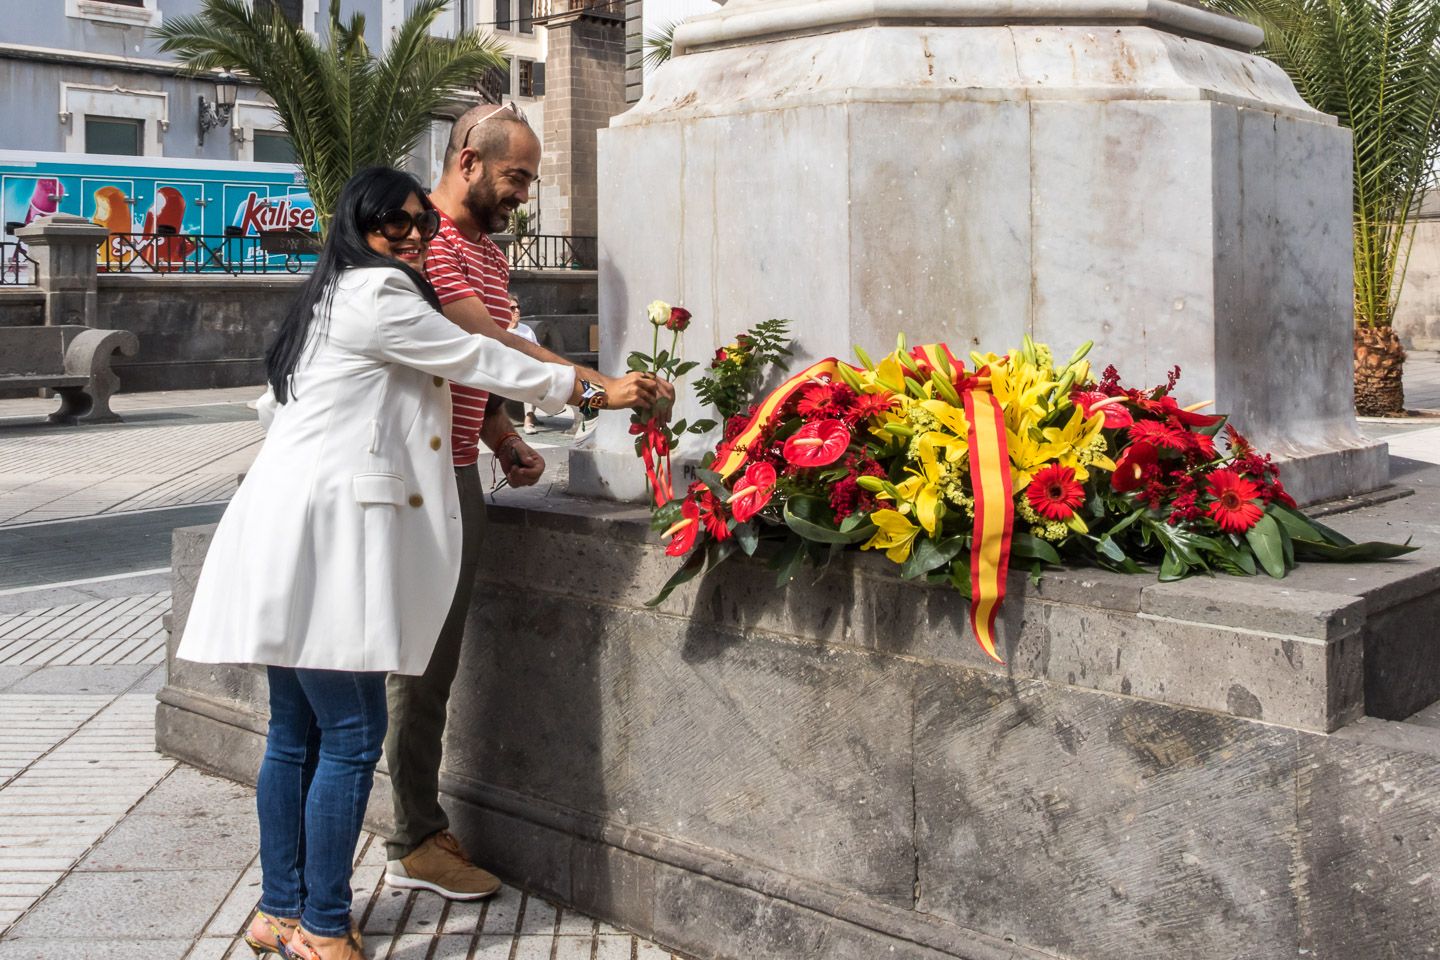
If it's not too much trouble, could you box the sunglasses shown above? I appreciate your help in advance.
[368,209,441,242]
[460,101,528,151]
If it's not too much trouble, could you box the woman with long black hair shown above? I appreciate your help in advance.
[176,166,662,960]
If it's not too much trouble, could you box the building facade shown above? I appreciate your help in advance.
[0,0,552,242]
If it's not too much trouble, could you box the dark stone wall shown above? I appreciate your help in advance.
[97,274,301,393]
[160,495,1440,960]
[0,289,45,328]
[84,269,597,394]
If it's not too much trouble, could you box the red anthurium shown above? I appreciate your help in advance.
[729,462,777,523]
[1026,464,1086,521]
[667,306,692,332]
[663,498,700,556]
[1142,394,1225,428]
[783,419,851,468]
[1111,443,1159,493]
[1205,468,1264,534]
[1071,390,1134,429]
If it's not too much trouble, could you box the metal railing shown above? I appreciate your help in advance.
[99,232,316,275]
[532,0,623,21]
[505,234,597,271]
[0,241,36,286]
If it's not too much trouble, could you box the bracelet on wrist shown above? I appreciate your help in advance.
[493,431,522,455]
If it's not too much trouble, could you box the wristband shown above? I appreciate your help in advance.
[493,432,523,460]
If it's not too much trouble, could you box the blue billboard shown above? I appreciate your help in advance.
[1,150,316,274]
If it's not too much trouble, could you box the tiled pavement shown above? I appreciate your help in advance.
[0,387,677,959]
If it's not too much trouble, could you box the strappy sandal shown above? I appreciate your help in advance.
[243,911,298,957]
[285,925,366,960]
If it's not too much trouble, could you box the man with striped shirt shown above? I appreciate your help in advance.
[383,103,670,900]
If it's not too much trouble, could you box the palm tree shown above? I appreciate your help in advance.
[1205,0,1440,416]
[155,0,506,227]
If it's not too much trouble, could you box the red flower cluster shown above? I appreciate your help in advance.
[830,454,886,520]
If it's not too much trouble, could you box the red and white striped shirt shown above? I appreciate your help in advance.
[423,209,512,469]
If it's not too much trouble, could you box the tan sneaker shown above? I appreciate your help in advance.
[384,830,501,900]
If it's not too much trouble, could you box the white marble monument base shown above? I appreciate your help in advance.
[571,2,1387,505]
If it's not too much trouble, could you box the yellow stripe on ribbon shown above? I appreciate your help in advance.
[963,389,1014,664]
[715,358,840,479]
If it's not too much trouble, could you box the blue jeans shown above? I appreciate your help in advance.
[257,666,388,937]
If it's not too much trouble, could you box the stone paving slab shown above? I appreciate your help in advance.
[0,587,692,960]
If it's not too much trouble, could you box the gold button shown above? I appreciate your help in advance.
[429,436,442,451]
[433,376,444,387]
[408,494,424,508]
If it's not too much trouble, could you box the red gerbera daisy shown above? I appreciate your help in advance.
[783,419,851,467]
[1205,468,1264,534]
[1127,419,1190,452]
[796,381,854,419]
[1026,464,1086,521]
[850,390,898,422]
[697,490,732,541]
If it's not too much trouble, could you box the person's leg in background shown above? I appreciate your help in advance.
[382,464,500,899]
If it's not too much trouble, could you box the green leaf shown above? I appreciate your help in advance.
[783,498,873,544]
[771,536,808,586]
[645,548,706,607]
[1270,503,1355,547]
[1159,550,1191,581]
[674,361,700,377]
[734,522,760,556]
[901,536,967,580]
[627,353,651,373]
[1011,532,1062,565]
[1244,513,1288,579]
[695,468,730,500]
[1095,535,1127,563]
[690,420,718,433]
[1293,539,1419,562]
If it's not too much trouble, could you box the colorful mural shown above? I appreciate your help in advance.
[1,151,316,273]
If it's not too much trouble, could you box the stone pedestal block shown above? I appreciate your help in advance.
[15,214,108,328]
[157,483,1440,960]
[569,0,1387,505]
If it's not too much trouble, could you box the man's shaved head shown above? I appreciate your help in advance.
[444,104,536,170]
[434,103,542,236]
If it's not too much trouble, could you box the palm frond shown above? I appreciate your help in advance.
[151,0,504,225]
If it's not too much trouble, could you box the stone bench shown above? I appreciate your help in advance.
[0,324,139,424]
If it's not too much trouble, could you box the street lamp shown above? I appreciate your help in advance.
[198,72,239,147]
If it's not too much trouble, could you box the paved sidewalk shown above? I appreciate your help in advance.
[0,387,667,959]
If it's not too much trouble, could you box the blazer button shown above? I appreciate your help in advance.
[408,494,424,508]
[433,376,444,387]
[429,436,442,450]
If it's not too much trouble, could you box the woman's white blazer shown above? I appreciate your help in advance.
[176,266,574,676]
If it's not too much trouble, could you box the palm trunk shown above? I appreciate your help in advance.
[1353,325,1406,417]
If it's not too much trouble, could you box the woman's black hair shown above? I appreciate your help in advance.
[265,166,443,403]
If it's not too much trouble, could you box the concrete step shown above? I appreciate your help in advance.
[1404,699,1440,729]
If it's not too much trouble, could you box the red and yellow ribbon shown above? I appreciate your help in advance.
[961,389,1014,662]
[711,346,1014,664]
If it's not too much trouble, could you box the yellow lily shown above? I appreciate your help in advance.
[863,509,921,564]
[1006,427,1064,489]
[1042,406,1115,479]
